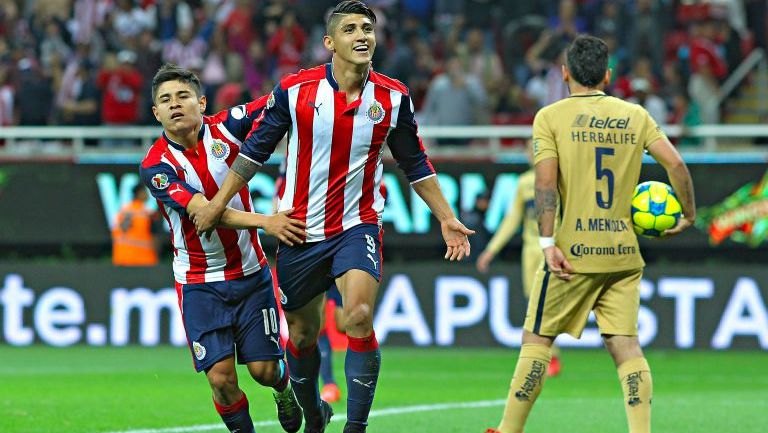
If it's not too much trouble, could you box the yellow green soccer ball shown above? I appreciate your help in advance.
[631,181,682,237]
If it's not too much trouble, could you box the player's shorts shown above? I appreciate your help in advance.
[176,266,284,372]
[523,264,643,338]
[276,223,382,311]
[326,284,343,307]
[521,244,544,299]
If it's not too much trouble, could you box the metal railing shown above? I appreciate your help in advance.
[0,124,767,161]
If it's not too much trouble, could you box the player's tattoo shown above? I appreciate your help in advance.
[535,188,558,233]
[231,154,259,181]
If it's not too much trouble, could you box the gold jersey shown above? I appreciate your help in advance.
[532,92,666,272]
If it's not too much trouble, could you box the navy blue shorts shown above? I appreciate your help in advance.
[327,284,343,307]
[276,223,382,311]
[177,267,284,372]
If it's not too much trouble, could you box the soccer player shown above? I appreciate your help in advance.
[476,140,562,377]
[486,35,696,433]
[191,2,474,432]
[139,64,307,433]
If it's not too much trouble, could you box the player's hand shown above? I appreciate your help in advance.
[441,218,475,261]
[544,246,574,281]
[192,202,225,238]
[663,215,695,237]
[476,250,494,273]
[262,208,306,246]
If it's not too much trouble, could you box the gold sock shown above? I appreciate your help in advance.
[497,344,551,433]
[617,357,653,433]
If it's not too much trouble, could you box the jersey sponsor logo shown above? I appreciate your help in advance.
[151,173,169,190]
[625,371,644,406]
[365,100,385,124]
[211,139,230,160]
[514,359,546,401]
[192,341,206,360]
[266,92,276,109]
[572,115,630,129]
[230,105,246,120]
[569,243,636,258]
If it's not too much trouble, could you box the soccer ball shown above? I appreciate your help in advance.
[631,181,682,237]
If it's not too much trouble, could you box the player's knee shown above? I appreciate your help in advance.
[604,335,643,365]
[288,328,320,350]
[207,370,238,395]
[344,303,373,332]
[248,360,279,386]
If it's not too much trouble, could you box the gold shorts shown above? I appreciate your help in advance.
[521,245,544,298]
[523,265,643,338]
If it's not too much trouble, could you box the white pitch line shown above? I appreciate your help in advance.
[98,399,506,433]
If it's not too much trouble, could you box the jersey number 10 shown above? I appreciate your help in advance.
[595,147,614,209]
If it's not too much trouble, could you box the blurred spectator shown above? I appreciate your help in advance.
[58,60,100,126]
[39,19,71,70]
[628,78,668,124]
[267,11,306,80]
[162,23,211,70]
[0,63,13,127]
[688,19,729,124]
[628,0,663,76]
[16,58,53,125]
[458,28,503,95]
[525,34,569,107]
[222,0,258,57]
[110,0,152,43]
[244,40,270,96]
[669,92,701,146]
[421,56,487,144]
[97,51,142,144]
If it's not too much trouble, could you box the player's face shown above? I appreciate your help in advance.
[325,14,376,66]
[152,80,206,135]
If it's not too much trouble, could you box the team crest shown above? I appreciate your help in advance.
[266,92,276,109]
[151,173,169,190]
[192,341,206,360]
[211,139,230,160]
[365,100,385,124]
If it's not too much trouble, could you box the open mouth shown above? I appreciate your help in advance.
[353,45,369,53]
[171,112,184,120]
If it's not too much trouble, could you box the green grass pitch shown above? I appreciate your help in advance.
[1,346,765,433]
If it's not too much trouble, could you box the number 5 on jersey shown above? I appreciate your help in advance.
[595,147,614,209]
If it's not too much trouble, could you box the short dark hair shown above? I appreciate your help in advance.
[151,63,202,103]
[566,35,609,88]
[326,1,377,35]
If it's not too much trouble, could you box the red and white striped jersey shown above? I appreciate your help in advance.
[241,63,435,242]
[140,97,269,284]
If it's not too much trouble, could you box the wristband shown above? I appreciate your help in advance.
[539,237,555,249]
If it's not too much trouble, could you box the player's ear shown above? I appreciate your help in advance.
[323,34,335,53]
[604,68,612,86]
[198,95,207,114]
[151,105,161,123]
[561,64,569,83]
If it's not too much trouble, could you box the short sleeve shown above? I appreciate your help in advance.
[207,95,270,143]
[139,161,200,215]
[532,109,557,164]
[241,84,292,165]
[386,93,436,183]
[641,109,667,150]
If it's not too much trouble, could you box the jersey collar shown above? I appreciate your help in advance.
[326,62,371,92]
[568,91,606,98]
[163,121,205,152]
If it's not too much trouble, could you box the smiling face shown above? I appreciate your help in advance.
[152,80,206,137]
[324,13,376,67]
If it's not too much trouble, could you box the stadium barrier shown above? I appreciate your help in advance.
[0,262,766,350]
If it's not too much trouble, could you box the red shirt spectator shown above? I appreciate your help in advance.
[690,36,728,79]
[97,52,143,124]
[267,13,306,79]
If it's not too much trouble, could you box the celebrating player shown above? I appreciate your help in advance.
[486,35,695,433]
[139,64,305,433]
[476,139,562,377]
[191,2,474,432]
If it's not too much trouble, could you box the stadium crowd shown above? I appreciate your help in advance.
[0,0,764,144]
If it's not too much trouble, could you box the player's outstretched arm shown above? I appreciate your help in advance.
[187,193,305,246]
[647,138,696,236]
[535,157,573,280]
[411,176,475,261]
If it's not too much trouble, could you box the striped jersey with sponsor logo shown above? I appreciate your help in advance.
[241,63,435,242]
[139,97,269,284]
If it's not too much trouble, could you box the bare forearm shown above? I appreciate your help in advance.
[219,208,266,230]
[667,162,696,219]
[411,176,455,222]
[210,166,250,211]
[535,188,558,237]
